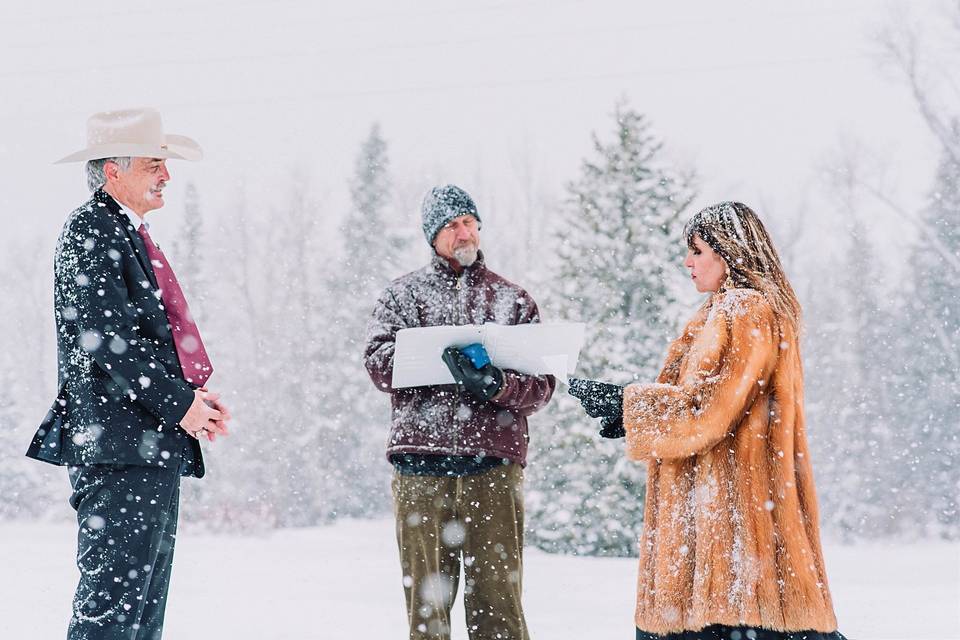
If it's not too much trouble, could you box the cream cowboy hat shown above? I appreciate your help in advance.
[55,107,203,164]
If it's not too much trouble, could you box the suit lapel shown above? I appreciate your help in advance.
[96,191,160,290]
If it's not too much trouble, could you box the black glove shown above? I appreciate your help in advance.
[598,415,626,439]
[567,377,624,418]
[442,347,505,402]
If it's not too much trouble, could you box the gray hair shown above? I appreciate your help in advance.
[85,157,132,192]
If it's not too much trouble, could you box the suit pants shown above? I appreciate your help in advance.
[66,464,182,640]
[392,463,529,640]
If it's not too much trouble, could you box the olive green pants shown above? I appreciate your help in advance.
[392,463,529,640]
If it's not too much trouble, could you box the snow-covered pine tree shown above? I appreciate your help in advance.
[805,219,897,540]
[526,102,696,556]
[899,126,960,538]
[170,182,207,324]
[0,238,61,520]
[269,175,331,526]
[339,124,414,281]
[312,123,416,519]
[164,182,217,523]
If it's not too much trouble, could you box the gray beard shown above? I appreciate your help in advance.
[452,245,478,267]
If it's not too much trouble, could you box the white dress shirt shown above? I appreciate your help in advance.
[117,201,147,231]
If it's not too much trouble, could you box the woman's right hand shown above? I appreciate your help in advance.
[567,377,624,418]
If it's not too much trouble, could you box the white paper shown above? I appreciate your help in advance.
[391,322,585,389]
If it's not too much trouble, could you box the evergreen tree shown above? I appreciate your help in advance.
[805,220,897,540]
[527,102,696,556]
[900,125,960,538]
[0,238,62,520]
[311,123,415,519]
[340,124,413,281]
[269,174,327,526]
[170,182,207,323]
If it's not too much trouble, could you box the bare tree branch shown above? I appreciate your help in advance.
[928,308,960,371]
[877,11,960,166]
[853,176,960,273]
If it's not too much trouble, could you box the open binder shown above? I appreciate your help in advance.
[391,322,585,389]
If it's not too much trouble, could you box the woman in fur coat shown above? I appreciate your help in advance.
[571,202,846,640]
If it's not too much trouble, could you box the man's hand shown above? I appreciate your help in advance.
[179,389,230,442]
[201,387,232,441]
[567,377,624,418]
[442,346,504,402]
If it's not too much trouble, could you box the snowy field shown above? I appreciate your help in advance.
[1,519,957,640]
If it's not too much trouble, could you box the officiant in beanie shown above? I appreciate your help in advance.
[363,184,556,640]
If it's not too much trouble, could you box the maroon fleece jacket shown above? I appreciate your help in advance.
[364,252,555,466]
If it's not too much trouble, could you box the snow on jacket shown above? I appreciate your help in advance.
[623,288,838,635]
[364,252,556,466]
[26,190,202,476]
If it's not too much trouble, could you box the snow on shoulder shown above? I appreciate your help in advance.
[708,287,766,320]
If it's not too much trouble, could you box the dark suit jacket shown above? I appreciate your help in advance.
[27,190,204,477]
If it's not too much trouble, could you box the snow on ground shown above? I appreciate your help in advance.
[1,519,957,640]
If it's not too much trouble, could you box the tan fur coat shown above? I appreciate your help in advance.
[623,289,838,634]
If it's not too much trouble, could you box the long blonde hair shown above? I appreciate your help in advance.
[683,201,802,336]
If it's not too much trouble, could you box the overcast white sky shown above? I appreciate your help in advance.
[0,0,945,269]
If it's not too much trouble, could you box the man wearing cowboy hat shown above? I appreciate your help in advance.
[27,107,230,640]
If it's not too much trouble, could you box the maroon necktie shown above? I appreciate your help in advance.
[137,224,213,386]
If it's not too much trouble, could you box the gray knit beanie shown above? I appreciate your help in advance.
[421,184,480,245]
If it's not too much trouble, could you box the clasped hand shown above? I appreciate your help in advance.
[179,388,232,442]
[567,377,625,439]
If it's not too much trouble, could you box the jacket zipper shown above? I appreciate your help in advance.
[455,272,466,320]
[451,271,468,455]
